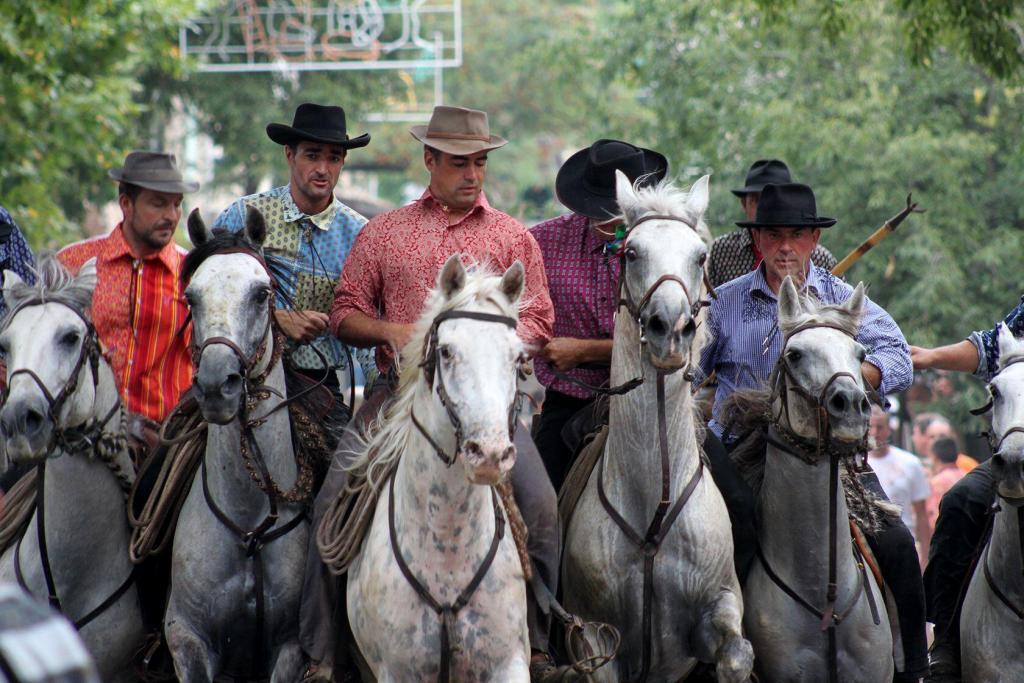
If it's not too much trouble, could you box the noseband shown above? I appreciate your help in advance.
[769,320,869,463]
[413,309,524,467]
[972,356,1024,454]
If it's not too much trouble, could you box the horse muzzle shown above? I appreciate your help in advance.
[0,396,54,463]
[992,451,1024,500]
[642,303,696,371]
[193,349,245,425]
[461,435,516,486]
[822,383,871,443]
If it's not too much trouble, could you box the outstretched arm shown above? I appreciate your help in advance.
[910,341,979,373]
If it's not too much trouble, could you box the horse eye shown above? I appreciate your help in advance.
[786,349,802,363]
[991,385,1001,400]
[698,253,707,267]
[254,288,270,305]
[624,247,639,262]
[184,292,196,308]
[438,345,453,362]
[856,345,867,362]
[60,331,81,347]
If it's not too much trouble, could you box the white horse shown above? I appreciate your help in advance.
[347,255,531,681]
[961,323,1024,682]
[561,171,754,682]
[0,257,141,681]
[164,210,307,681]
[738,277,893,682]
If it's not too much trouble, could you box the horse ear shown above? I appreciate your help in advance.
[997,323,1024,369]
[688,174,711,217]
[845,282,866,320]
[2,270,25,312]
[500,260,525,304]
[74,257,98,295]
[777,276,802,326]
[615,169,639,223]
[244,206,267,246]
[187,208,210,247]
[438,254,466,298]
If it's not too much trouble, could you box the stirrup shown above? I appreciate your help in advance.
[530,652,583,682]
[299,662,334,683]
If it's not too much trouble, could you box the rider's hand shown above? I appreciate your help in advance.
[541,337,584,372]
[386,322,417,353]
[275,309,329,342]
[909,345,933,370]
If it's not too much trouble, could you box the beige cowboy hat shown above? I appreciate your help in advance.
[108,151,199,193]
[410,106,508,156]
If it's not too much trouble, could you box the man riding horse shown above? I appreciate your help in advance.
[694,182,929,682]
[300,105,562,680]
[912,301,1024,682]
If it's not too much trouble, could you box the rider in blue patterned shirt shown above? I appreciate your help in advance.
[0,205,37,319]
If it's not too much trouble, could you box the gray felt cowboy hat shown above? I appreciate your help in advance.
[108,151,199,193]
[410,106,508,156]
[266,103,371,149]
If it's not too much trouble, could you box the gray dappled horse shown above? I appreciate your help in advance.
[164,210,307,681]
[961,323,1024,682]
[346,256,531,681]
[561,171,753,682]
[737,277,893,682]
[0,257,142,681]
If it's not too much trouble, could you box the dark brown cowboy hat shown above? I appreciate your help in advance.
[736,183,837,229]
[107,151,199,193]
[266,103,370,149]
[409,106,507,156]
[731,159,792,197]
[556,139,668,219]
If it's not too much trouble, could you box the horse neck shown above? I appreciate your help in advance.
[760,436,858,592]
[205,359,297,517]
[988,501,1024,600]
[605,311,700,501]
[392,386,498,577]
[40,361,133,584]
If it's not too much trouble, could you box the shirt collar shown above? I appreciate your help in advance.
[281,185,340,231]
[100,224,181,272]
[748,262,823,301]
[419,186,491,225]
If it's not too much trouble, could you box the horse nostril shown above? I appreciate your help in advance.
[221,373,243,396]
[829,393,847,413]
[993,453,1007,471]
[463,440,483,458]
[647,315,667,337]
[859,396,870,414]
[681,319,696,337]
[23,408,44,436]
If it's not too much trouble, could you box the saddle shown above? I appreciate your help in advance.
[557,425,610,540]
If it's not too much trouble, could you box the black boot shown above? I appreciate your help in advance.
[925,637,961,683]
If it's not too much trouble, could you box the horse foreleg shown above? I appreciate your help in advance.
[695,589,754,683]
[165,617,217,683]
[270,641,304,683]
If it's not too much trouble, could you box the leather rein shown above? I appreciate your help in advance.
[1,298,134,629]
[969,355,1024,620]
[396,307,522,682]
[760,320,880,683]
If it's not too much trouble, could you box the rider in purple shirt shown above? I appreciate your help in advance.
[529,139,667,490]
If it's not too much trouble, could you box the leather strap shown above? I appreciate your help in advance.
[387,470,505,682]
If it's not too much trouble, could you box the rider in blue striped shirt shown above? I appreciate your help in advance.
[696,182,927,682]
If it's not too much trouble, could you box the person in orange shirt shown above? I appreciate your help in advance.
[911,412,978,474]
[58,151,198,438]
[925,437,965,532]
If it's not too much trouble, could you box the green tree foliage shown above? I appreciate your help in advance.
[0,0,197,244]
[614,0,1024,431]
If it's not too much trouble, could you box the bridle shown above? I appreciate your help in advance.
[1,298,134,629]
[616,213,716,350]
[412,309,525,467]
[759,319,880,683]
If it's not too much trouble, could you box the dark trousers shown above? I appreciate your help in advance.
[299,378,560,665]
[533,390,594,492]
[924,460,995,651]
[709,438,928,677]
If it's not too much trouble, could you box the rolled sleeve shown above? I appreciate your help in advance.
[329,225,382,337]
[969,296,1024,382]
[514,231,554,352]
[858,295,912,400]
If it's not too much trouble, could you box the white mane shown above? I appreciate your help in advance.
[349,263,521,492]
[617,176,713,246]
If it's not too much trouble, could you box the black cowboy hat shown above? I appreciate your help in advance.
[266,103,370,149]
[736,183,837,229]
[731,159,792,197]
[556,139,668,220]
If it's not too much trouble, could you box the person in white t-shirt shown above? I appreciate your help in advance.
[868,405,931,564]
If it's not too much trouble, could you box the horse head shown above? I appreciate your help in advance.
[414,255,526,486]
[0,257,101,463]
[984,323,1024,502]
[774,276,871,446]
[184,207,273,425]
[614,169,711,371]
